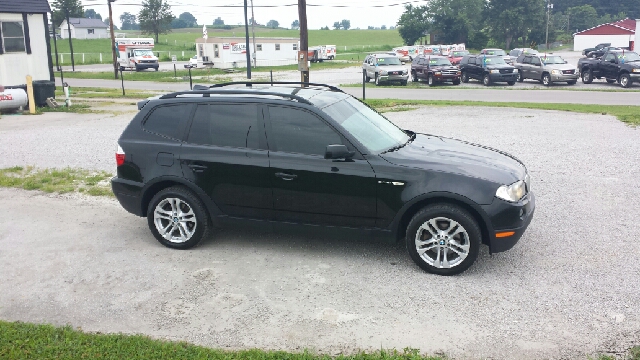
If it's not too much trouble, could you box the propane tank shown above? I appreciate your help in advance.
[0,88,29,112]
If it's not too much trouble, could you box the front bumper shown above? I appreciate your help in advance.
[481,191,535,253]
[551,73,580,82]
[630,73,640,79]
[433,74,461,82]
[489,73,518,82]
[135,63,159,70]
[379,74,409,82]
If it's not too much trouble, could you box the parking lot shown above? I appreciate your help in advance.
[1,105,639,359]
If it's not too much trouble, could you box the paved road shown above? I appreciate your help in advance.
[56,77,640,106]
[1,107,640,359]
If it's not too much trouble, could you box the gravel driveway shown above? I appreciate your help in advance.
[1,106,639,359]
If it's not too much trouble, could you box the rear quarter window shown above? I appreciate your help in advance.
[143,104,193,140]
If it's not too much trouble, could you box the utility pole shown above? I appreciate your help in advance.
[243,0,251,79]
[545,1,553,50]
[65,9,75,71]
[298,0,309,84]
[250,0,257,68]
[108,0,118,79]
[51,19,60,71]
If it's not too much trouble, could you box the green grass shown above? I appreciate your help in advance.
[0,167,113,196]
[364,99,640,126]
[36,104,96,114]
[0,320,443,360]
[53,87,161,99]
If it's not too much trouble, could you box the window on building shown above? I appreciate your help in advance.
[214,44,219,58]
[275,44,280,51]
[0,21,26,53]
[293,43,297,50]
[87,29,95,34]
[257,44,262,51]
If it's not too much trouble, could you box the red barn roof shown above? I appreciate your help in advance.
[574,18,636,36]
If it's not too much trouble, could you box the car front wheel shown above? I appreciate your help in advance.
[582,69,593,84]
[461,71,469,83]
[375,73,381,86]
[147,186,211,249]
[428,74,435,86]
[406,204,481,276]
[517,70,524,82]
[483,73,491,86]
[542,73,551,86]
[619,73,632,88]
[364,70,370,82]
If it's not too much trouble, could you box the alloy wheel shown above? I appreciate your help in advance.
[153,197,197,243]
[414,217,470,269]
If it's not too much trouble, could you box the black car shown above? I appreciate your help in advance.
[112,82,535,276]
[459,55,518,86]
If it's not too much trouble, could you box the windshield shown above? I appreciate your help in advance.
[482,57,506,65]
[376,57,402,66]
[485,50,506,56]
[617,52,640,62]
[451,51,469,57]
[428,58,452,66]
[134,49,154,57]
[322,97,410,154]
[541,55,565,64]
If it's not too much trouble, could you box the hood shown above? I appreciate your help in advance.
[431,65,458,71]
[485,64,514,70]
[544,63,577,70]
[379,133,526,185]
[378,65,406,72]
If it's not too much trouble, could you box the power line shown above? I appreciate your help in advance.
[81,0,428,8]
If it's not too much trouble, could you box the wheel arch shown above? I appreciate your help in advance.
[392,193,492,247]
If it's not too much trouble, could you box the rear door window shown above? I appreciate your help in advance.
[144,104,193,140]
[187,103,260,149]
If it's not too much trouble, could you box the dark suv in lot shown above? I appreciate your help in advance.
[112,82,535,276]
[411,55,461,86]
[459,55,518,86]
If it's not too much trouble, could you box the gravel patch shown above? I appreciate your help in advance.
[0,106,639,359]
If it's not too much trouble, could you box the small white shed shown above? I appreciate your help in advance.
[195,37,299,69]
[59,18,108,39]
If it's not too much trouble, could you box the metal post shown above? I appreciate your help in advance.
[250,0,257,68]
[298,0,309,85]
[108,0,119,79]
[188,67,193,89]
[174,63,176,78]
[65,10,75,71]
[243,0,251,80]
[362,70,366,100]
[545,0,550,50]
[270,70,273,85]
[52,20,60,71]
[120,68,125,96]
[60,67,64,85]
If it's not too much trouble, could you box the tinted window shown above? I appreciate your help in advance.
[517,55,526,63]
[187,104,259,149]
[269,106,342,156]
[144,104,192,140]
[605,53,616,62]
[531,57,541,65]
[522,56,531,64]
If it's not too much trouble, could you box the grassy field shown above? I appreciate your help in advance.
[51,27,403,64]
[0,167,113,196]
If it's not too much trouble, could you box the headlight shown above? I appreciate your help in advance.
[490,70,499,74]
[551,69,561,75]
[632,69,640,73]
[402,70,408,75]
[380,70,387,75]
[435,71,441,75]
[496,180,527,202]
[457,71,461,75]
[512,68,518,73]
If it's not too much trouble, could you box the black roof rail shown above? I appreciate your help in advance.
[204,81,344,93]
[158,90,313,105]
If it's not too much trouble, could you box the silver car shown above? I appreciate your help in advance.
[514,54,579,86]
[362,54,409,86]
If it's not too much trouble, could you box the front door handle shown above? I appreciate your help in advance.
[275,172,297,180]
[188,164,208,173]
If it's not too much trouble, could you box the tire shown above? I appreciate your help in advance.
[461,71,469,83]
[375,73,381,86]
[411,71,418,82]
[582,69,593,84]
[401,80,408,86]
[154,67,159,72]
[517,70,524,82]
[428,74,435,87]
[619,73,632,88]
[542,73,551,86]
[483,73,491,86]
[507,81,515,86]
[567,80,577,85]
[364,70,370,83]
[147,186,211,250]
[406,204,481,276]
[452,79,461,85]
[606,78,616,84]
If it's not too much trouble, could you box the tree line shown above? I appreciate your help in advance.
[396,0,638,49]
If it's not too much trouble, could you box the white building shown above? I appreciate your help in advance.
[0,0,54,87]
[195,37,299,69]
[59,18,108,39]
[573,18,638,52]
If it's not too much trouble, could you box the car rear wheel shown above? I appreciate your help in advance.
[147,186,211,250]
[582,69,593,84]
[507,81,515,86]
[428,74,435,87]
[461,71,469,83]
[542,73,551,86]
[483,73,491,86]
[406,204,481,276]
[411,71,418,82]
[619,73,632,88]
[517,70,524,82]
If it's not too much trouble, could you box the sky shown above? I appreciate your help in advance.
[61,0,429,30]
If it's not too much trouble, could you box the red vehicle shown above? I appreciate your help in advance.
[448,50,469,65]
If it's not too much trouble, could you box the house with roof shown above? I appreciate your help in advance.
[573,18,639,52]
[0,0,54,87]
[59,17,108,39]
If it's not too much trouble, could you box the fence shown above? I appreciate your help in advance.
[537,42,564,51]
[52,51,194,65]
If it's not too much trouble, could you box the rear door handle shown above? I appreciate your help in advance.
[275,172,297,180]
[188,164,208,173]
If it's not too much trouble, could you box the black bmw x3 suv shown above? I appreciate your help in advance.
[112,82,535,275]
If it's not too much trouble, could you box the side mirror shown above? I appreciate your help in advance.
[325,144,354,160]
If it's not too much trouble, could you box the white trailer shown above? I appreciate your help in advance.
[326,45,337,60]
[115,38,159,72]
[196,37,299,69]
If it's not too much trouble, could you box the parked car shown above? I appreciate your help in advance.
[513,54,579,85]
[411,55,461,86]
[112,82,535,276]
[362,54,409,86]
[459,55,518,86]
[586,46,622,59]
[189,55,199,67]
[582,43,610,56]
[479,48,511,63]
[578,49,640,88]
[508,48,538,64]
[448,50,470,65]
[380,51,410,64]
